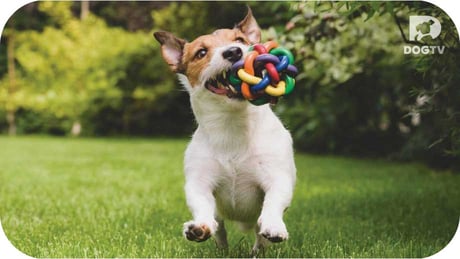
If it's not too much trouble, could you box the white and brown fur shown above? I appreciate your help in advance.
[154,8,296,254]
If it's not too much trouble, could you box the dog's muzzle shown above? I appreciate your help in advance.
[205,46,245,99]
[204,71,243,99]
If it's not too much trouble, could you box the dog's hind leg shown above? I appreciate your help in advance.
[214,217,228,249]
[251,225,270,256]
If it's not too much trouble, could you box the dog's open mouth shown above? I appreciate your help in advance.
[204,71,243,99]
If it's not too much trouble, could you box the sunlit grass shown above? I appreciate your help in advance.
[0,136,459,257]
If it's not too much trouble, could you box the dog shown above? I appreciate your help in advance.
[154,8,296,254]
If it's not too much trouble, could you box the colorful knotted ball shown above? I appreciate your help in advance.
[227,41,298,106]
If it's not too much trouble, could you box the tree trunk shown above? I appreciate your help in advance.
[6,111,16,136]
[80,1,89,20]
[71,121,82,136]
[6,28,17,136]
[76,3,88,136]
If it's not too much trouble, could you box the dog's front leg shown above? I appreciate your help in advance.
[257,175,294,243]
[183,172,218,243]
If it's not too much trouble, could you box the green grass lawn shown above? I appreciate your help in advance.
[0,136,459,258]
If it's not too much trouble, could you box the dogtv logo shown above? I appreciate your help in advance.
[403,15,445,55]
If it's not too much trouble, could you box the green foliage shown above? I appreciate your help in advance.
[396,5,460,166]
[269,1,460,167]
[151,2,268,39]
[0,42,6,76]
[14,108,71,135]
[12,9,147,120]
[38,1,74,26]
[271,2,406,154]
[1,2,184,135]
[1,137,459,257]
[152,2,210,40]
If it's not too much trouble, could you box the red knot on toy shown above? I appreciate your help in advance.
[228,41,298,106]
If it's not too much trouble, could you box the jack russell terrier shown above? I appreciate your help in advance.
[154,7,296,253]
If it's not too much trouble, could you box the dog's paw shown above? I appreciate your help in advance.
[183,221,214,242]
[257,217,289,243]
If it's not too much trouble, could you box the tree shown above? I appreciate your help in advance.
[0,2,50,135]
[2,2,153,135]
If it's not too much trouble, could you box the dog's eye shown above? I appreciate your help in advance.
[195,48,207,59]
[235,37,246,44]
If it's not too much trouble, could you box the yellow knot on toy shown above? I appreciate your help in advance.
[228,41,298,105]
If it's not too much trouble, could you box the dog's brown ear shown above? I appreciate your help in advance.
[154,31,187,73]
[236,7,261,44]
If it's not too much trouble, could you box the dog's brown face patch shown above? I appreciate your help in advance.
[155,8,261,89]
[181,29,250,87]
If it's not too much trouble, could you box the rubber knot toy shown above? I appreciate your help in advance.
[228,41,298,106]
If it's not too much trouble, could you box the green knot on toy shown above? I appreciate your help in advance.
[228,41,298,106]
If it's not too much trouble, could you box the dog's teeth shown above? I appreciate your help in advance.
[228,85,237,94]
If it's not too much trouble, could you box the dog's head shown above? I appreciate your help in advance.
[154,8,260,101]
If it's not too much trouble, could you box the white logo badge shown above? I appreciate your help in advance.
[409,15,441,42]
[404,15,444,55]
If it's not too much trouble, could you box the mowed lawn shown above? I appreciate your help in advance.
[0,136,459,258]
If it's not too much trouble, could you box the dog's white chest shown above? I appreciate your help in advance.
[213,159,264,223]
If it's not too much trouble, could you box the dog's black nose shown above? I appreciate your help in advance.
[222,47,243,63]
